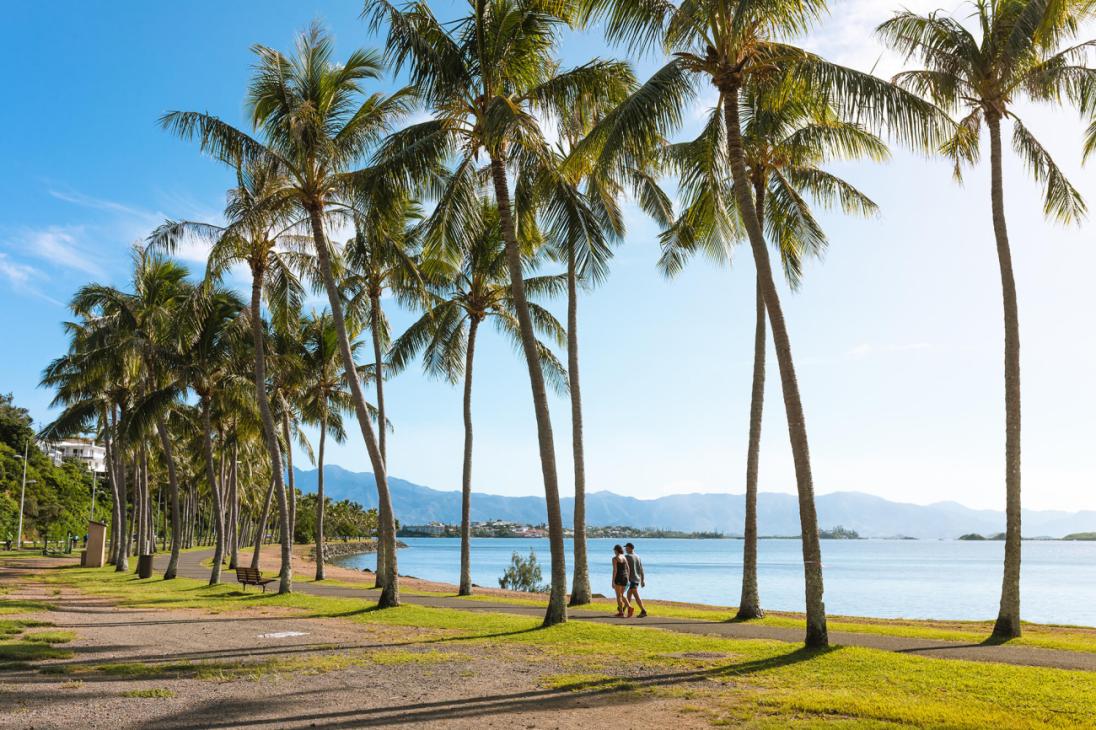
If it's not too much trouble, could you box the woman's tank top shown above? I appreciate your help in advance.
[614,555,627,582]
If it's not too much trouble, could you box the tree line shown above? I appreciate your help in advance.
[36,0,1096,649]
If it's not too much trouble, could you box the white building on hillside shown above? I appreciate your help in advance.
[44,438,107,475]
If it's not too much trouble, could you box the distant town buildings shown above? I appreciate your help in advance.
[42,437,107,476]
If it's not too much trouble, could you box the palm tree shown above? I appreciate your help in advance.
[661,84,886,618]
[341,193,426,587]
[878,0,1094,639]
[40,325,128,568]
[176,286,247,584]
[366,0,631,627]
[151,162,312,594]
[581,0,951,647]
[524,85,671,606]
[161,24,412,607]
[298,311,354,581]
[48,251,194,578]
[389,198,567,596]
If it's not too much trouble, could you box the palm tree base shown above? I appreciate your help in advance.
[804,625,829,649]
[458,585,472,597]
[734,605,764,621]
[542,603,567,627]
[991,615,1021,640]
[377,586,399,609]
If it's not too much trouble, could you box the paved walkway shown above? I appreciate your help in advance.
[138,549,1093,672]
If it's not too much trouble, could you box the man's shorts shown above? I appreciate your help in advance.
[628,581,640,590]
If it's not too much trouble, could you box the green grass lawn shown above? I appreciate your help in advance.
[23,565,1096,728]
[408,588,1096,655]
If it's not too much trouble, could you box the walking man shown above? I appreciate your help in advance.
[623,543,647,618]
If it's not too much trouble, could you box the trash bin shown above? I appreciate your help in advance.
[137,554,154,579]
[80,550,87,567]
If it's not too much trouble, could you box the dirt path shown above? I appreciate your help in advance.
[159,548,1096,672]
[0,562,699,729]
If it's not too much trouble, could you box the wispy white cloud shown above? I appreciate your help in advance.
[0,253,62,306]
[20,225,105,276]
[0,252,40,285]
[49,188,156,221]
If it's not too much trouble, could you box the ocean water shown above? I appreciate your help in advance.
[333,537,1096,626]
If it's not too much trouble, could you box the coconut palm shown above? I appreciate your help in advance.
[47,251,194,578]
[365,0,634,626]
[298,310,355,581]
[661,84,887,618]
[878,0,1095,639]
[40,325,129,568]
[580,0,951,647]
[518,76,671,605]
[151,161,314,594]
[160,24,412,607]
[174,286,248,584]
[341,193,427,586]
[388,198,567,596]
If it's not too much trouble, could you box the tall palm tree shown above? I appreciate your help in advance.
[151,162,312,594]
[49,252,194,579]
[523,86,671,606]
[161,24,412,607]
[389,198,567,596]
[581,0,950,647]
[176,287,248,584]
[878,0,1094,639]
[661,85,886,618]
[298,310,354,581]
[341,193,426,587]
[366,0,632,626]
[40,325,127,568]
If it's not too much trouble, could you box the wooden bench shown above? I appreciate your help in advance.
[235,566,277,592]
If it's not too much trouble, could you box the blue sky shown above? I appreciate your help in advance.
[2,1,1094,511]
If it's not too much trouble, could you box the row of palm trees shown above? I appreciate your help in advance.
[40,0,1095,648]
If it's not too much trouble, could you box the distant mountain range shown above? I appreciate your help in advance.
[293,465,1096,540]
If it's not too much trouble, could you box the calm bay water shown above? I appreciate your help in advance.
[334,537,1096,626]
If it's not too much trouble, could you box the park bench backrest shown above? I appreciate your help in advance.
[236,567,261,583]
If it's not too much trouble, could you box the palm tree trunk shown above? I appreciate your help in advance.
[737,178,768,620]
[251,477,275,570]
[988,112,1022,639]
[489,155,567,626]
[200,398,225,585]
[116,444,129,571]
[567,244,591,607]
[280,408,298,545]
[723,84,826,647]
[134,454,145,559]
[315,417,327,581]
[307,204,399,607]
[155,417,182,580]
[248,272,293,593]
[369,292,392,590]
[459,317,480,596]
[228,441,239,570]
[101,405,120,565]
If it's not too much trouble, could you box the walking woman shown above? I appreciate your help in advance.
[611,544,631,617]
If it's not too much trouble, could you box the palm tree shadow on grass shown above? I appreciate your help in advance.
[149,646,830,729]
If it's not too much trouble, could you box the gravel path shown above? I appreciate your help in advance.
[160,548,1096,672]
[0,560,700,729]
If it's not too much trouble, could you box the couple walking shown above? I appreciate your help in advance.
[611,542,647,618]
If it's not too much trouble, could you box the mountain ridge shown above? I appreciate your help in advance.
[292,465,1096,539]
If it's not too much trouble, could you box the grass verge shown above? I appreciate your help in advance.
[23,564,1096,728]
